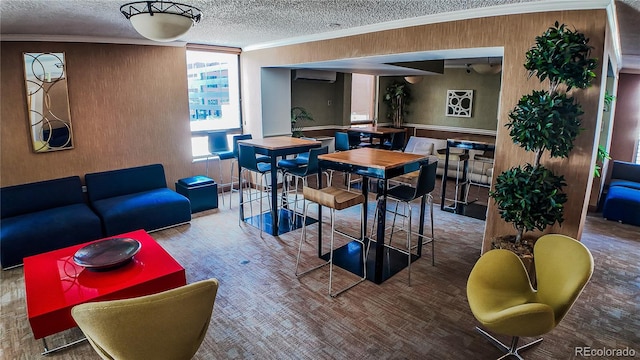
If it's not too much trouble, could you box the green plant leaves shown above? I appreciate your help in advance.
[507,90,583,159]
[490,164,567,235]
[490,21,597,243]
[291,106,314,137]
[382,81,412,124]
[524,22,598,91]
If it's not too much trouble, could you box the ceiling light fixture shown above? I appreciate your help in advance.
[120,1,202,42]
[404,76,423,84]
[471,59,502,75]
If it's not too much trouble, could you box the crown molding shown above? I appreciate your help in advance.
[0,34,187,47]
[404,123,498,136]
[301,123,497,136]
[243,0,610,51]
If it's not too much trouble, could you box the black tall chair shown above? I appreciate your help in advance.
[279,147,330,218]
[207,131,234,207]
[382,131,406,151]
[238,144,272,238]
[371,161,437,285]
[334,132,360,190]
[229,134,271,208]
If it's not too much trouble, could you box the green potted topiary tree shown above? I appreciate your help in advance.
[490,22,598,255]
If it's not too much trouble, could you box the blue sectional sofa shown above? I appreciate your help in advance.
[602,160,640,226]
[0,176,103,269]
[85,164,192,236]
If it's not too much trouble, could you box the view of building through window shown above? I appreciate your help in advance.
[186,50,241,156]
[350,73,376,124]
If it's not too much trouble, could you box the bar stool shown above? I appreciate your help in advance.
[229,134,270,209]
[296,186,367,297]
[238,144,272,238]
[437,149,469,210]
[468,152,495,202]
[335,132,360,190]
[206,131,233,207]
[278,147,330,219]
[371,162,437,286]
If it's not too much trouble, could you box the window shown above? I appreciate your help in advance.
[186,47,241,157]
[636,132,640,164]
[350,73,376,126]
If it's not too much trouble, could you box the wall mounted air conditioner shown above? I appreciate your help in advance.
[294,69,337,83]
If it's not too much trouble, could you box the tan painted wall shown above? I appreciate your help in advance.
[291,72,347,127]
[241,10,607,248]
[380,69,501,130]
[1,42,194,189]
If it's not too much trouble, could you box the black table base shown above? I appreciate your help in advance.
[243,208,317,235]
[442,201,488,221]
[320,239,418,284]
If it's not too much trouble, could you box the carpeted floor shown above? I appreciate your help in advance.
[1,179,638,359]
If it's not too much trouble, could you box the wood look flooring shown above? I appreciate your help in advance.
[1,176,638,359]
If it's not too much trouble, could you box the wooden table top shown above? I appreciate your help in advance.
[319,148,427,170]
[348,126,406,135]
[238,136,319,150]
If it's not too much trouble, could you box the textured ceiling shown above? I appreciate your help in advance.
[1,0,639,70]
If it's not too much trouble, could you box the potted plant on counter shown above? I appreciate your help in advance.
[291,106,314,138]
[489,22,598,260]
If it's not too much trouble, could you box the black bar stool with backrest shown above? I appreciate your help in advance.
[229,134,270,209]
[296,186,367,297]
[237,144,272,238]
[371,161,437,286]
[278,146,330,219]
[334,132,360,190]
[382,131,407,151]
[207,131,234,207]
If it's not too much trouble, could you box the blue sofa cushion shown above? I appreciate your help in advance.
[1,204,103,268]
[85,164,168,202]
[603,185,640,227]
[91,189,191,236]
[610,179,640,191]
[1,176,85,219]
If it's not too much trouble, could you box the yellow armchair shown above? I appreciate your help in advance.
[467,234,593,359]
[71,278,219,360]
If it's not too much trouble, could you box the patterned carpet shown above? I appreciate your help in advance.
[1,182,638,359]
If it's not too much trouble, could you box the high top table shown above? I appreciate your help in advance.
[238,136,321,236]
[318,148,429,284]
[24,229,186,355]
[441,139,495,219]
[347,126,406,147]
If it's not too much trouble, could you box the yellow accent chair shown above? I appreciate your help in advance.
[467,234,593,359]
[71,278,219,360]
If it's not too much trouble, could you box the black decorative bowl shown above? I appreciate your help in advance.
[73,238,141,271]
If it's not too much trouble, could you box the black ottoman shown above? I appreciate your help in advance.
[175,176,218,213]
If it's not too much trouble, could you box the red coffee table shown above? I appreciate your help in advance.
[24,229,186,355]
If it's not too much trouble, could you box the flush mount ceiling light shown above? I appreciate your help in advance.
[404,76,423,84]
[120,1,202,42]
[471,60,502,75]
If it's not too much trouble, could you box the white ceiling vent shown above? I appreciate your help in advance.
[294,69,337,83]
